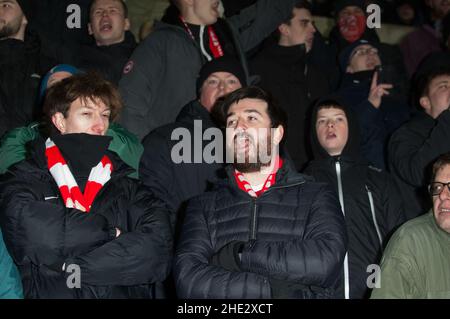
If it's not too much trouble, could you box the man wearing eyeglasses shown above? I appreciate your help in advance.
[336,39,410,170]
[371,152,450,299]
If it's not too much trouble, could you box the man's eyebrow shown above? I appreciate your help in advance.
[434,80,450,86]
[227,109,263,118]
[243,109,263,116]
[80,104,111,111]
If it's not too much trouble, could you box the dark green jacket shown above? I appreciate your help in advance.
[0,122,143,178]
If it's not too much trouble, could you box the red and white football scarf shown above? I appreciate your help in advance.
[180,16,224,60]
[234,157,283,197]
[45,138,113,212]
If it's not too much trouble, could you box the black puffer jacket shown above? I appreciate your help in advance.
[0,139,173,299]
[174,160,347,299]
[304,98,406,299]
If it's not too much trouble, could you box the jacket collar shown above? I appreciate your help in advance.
[218,157,308,194]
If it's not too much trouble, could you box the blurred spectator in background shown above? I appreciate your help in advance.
[393,0,425,26]
[0,0,58,138]
[400,0,450,77]
[119,0,306,140]
[251,0,331,171]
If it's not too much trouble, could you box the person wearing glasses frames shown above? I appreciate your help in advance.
[371,152,450,299]
[336,39,411,171]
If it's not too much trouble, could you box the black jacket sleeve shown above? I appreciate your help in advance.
[239,184,347,288]
[139,129,178,227]
[0,178,115,268]
[174,196,272,299]
[388,111,450,187]
[227,0,299,52]
[65,185,173,286]
[379,173,407,241]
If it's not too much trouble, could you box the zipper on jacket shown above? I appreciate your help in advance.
[365,185,383,248]
[250,199,258,240]
[245,179,306,241]
[335,160,350,300]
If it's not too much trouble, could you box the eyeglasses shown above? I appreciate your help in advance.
[429,182,450,196]
[350,47,379,59]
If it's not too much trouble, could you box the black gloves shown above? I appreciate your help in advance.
[210,240,245,272]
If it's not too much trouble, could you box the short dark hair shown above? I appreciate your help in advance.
[274,0,312,41]
[89,0,128,19]
[283,0,312,25]
[213,86,286,130]
[431,152,450,184]
[417,67,450,99]
[169,0,181,10]
[43,72,122,135]
[315,99,346,114]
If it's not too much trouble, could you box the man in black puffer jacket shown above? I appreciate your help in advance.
[174,87,347,299]
[305,96,406,299]
[0,73,172,299]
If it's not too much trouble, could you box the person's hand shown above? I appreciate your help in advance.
[210,241,245,272]
[368,71,393,109]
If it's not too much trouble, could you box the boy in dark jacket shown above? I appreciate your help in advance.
[305,96,406,299]
[337,39,410,170]
[0,72,172,299]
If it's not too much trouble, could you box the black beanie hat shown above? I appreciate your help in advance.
[196,56,247,94]
[16,0,33,21]
[334,0,365,16]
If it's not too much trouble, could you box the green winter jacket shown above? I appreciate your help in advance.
[0,228,23,299]
[0,122,143,178]
[371,212,450,299]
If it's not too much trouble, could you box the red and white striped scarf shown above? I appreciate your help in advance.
[233,157,283,197]
[45,138,113,212]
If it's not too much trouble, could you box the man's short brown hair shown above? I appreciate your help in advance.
[89,0,128,18]
[43,72,123,134]
[431,152,450,184]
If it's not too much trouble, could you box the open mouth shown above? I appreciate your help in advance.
[326,132,337,140]
[100,21,112,32]
[439,208,450,214]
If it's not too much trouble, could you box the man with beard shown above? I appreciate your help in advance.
[337,39,411,170]
[0,0,56,137]
[173,86,347,299]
